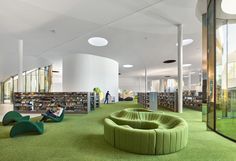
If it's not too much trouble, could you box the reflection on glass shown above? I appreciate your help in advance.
[215,18,236,140]
[207,0,215,129]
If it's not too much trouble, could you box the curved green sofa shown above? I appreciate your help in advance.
[104,108,188,155]
[2,111,30,126]
[10,120,44,138]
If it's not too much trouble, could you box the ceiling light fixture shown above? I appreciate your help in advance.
[176,39,194,46]
[183,64,192,67]
[123,64,133,68]
[221,0,236,14]
[163,60,176,64]
[88,37,108,47]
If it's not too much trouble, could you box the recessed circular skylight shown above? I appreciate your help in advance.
[88,37,108,47]
[123,64,133,68]
[183,64,192,67]
[163,60,176,64]
[176,39,194,46]
[221,0,236,14]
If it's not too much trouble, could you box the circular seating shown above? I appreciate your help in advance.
[104,108,188,155]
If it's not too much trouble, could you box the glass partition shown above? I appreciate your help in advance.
[207,0,216,129]
[207,0,236,141]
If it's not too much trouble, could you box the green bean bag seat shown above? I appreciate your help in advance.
[104,108,188,155]
[10,120,44,137]
[41,109,64,122]
[2,111,30,126]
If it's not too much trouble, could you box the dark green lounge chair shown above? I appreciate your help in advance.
[10,120,44,138]
[2,111,30,126]
[41,109,64,122]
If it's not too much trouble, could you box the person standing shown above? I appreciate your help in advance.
[104,91,110,104]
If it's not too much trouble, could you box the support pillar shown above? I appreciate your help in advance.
[188,72,191,90]
[145,67,147,94]
[177,24,183,113]
[18,40,23,92]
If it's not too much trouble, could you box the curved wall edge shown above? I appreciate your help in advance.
[63,54,119,102]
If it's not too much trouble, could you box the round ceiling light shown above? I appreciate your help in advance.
[88,37,108,47]
[221,0,236,14]
[183,64,192,67]
[176,39,194,46]
[123,64,133,68]
[163,60,176,64]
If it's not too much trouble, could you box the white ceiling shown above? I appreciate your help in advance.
[0,0,202,81]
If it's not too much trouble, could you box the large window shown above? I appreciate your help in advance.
[2,65,52,103]
[3,77,13,103]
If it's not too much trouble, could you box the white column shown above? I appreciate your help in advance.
[18,40,23,92]
[177,24,183,113]
[145,67,147,93]
[188,72,191,90]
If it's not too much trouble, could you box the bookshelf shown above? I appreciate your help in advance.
[183,91,202,111]
[137,92,150,108]
[13,92,93,114]
[158,92,178,112]
[95,93,100,108]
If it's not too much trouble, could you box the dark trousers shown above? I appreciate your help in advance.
[40,110,56,122]
[104,98,109,104]
[45,110,57,118]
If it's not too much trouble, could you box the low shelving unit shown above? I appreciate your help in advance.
[183,91,202,111]
[13,92,98,114]
[158,92,178,112]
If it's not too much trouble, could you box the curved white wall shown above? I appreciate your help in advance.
[63,54,119,102]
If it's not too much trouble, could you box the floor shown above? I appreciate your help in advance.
[0,101,236,161]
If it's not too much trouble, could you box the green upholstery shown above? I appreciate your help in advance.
[42,109,64,122]
[10,120,44,137]
[104,108,188,155]
[114,124,156,155]
[2,111,30,126]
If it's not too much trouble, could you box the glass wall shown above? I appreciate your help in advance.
[207,0,216,130]
[3,77,13,103]
[207,0,236,141]
[2,65,52,103]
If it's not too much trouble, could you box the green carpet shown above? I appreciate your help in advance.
[0,101,236,161]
